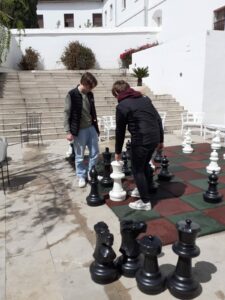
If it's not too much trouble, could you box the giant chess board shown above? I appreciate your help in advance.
[98,143,225,245]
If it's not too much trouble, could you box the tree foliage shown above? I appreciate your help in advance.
[0,0,38,29]
[0,0,38,64]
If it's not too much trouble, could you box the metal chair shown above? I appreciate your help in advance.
[0,136,10,194]
[20,112,43,146]
[181,112,204,136]
[102,115,116,141]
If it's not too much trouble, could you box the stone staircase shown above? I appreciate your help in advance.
[0,70,185,143]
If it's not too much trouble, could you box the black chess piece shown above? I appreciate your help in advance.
[122,151,131,176]
[167,219,201,299]
[116,220,147,277]
[203,171,223,203]
[154,149,163,163]
[65,143,75,169]
[148,164,158,193]
[136,235,166,294]
[86,166,105,206]
[125,140,131,160]
[90,222,120,284]
[100,147,113,187]
[158,155,174,181]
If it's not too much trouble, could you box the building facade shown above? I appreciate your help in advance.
[37,0,103,29]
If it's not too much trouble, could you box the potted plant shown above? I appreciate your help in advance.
[132,66,149,86]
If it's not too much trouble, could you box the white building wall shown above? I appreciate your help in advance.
[203,30,225,124]
[4,28,157,70]
[102,0,146,27]
[37,1,102,29]
[157,0,225,42]
[132,32,207,112]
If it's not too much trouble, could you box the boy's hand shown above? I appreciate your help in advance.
[66,133,74,142]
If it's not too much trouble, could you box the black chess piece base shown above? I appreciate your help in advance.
[86,194,105,206]
[90,262,120,284]
[158,172,174,181]
[136,269,166,295]
[115,256,142,278]
[203,191,223,203]
[167,273,201,300]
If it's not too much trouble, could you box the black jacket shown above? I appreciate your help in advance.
[69,87,99,136]
[115,93,164,154]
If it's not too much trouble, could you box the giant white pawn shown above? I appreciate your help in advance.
[109,160,127,201]
[211,130,221,150]
[182,130,193,154]
[206,149,221,174]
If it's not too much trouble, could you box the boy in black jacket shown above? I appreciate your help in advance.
[112,80,164,210]
[64,72,100,188]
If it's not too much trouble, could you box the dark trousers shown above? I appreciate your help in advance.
[131,143,157,203]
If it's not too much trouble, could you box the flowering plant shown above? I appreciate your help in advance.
[119,41,158,68]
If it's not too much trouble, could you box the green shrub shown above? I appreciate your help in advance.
[61,41,96,70]
[18,47,40,70]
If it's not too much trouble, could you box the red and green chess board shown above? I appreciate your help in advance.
[101,143,225,245]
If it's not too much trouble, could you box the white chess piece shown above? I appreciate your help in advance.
[206,149,221,174]
[182,129,193,153]
[211,130,221,150]
[109,160,126,201]
[66,141,73,157]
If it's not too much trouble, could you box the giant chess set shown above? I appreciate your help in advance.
[66,130,225,298]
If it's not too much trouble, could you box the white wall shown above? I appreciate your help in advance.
[37,1,102,29]
[102,0,146,27]
[132,32,207,112]
[203,30,225,124]
[157,0,225,42]
[4,27,157,70]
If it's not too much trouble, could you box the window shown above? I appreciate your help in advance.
[64,14,74,28]
[104,10,107,26]
[37,15,44,28]
[214,6,225,30]
[93,13,102,27]
[122,0,126,10]
[110,4,113,20]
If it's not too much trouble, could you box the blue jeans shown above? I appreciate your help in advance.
[73,126,99,179]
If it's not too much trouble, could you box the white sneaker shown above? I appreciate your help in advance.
[78,178,86,188]
[128,187,140,198]
[129,199,151,211]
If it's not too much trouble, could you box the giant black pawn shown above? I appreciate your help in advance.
[86,166,105,206]
[125,140,131,160]
[100,147,113,187]
[167,219,201,299]
[90,222,120,284]
[148,165,158,193]
[116,220,147,277]
[65,143,75,169]
[136,235,166,294]
[122,151,131,176]
[158,155,174,181]
[203,171,223,203]
[154,149,163,163]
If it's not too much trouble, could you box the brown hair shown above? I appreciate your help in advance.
[80,72,98,89]
[112,80,130,97]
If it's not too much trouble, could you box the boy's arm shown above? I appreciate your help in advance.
[64,94,74,141]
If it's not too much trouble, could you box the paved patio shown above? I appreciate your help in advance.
[0,134,225,300]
